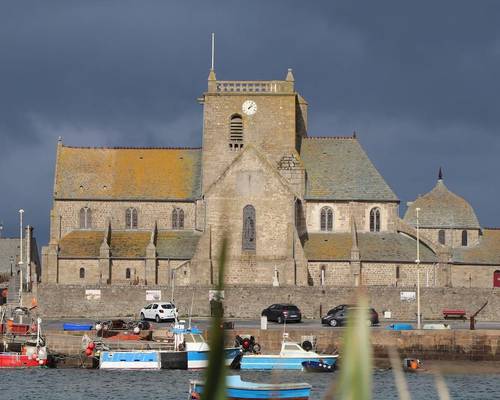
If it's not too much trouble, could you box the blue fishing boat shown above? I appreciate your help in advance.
[98,322,241,370]
[189,375,311,399]
[240,335,338,370]
[99,350,160,369]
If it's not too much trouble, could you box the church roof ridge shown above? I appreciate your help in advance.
[304,136,355,140]
[62,145,202,150]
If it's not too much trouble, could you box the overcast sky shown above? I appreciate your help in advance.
[1,1,499,244]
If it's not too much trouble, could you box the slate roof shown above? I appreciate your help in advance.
[58,230,201,260]
[54,146,202,201]
[303,232,437,263]
[404,179,480,229]
[452,229,500,265]
[300,137,399,202]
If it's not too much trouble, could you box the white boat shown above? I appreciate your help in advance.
[240,334,338,370]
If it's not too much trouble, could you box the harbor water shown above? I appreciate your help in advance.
[1,369,499,400]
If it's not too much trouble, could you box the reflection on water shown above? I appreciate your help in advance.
[0,369,499,400]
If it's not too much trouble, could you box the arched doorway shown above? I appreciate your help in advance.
[493,270,500,288]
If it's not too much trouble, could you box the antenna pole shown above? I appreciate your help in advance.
[211,32,215,70]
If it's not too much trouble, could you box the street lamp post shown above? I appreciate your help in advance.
[19,209,24,305]
[416,207,421,329]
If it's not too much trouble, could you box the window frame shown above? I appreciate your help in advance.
[125,208,138,229]
[369,207,381,232]
[242,204,256,251]
[320,206,333,232]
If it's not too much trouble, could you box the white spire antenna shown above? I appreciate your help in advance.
[211,32,215,70]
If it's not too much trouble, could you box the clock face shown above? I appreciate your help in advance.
[242,100,257,115]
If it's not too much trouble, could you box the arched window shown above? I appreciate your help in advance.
[79,267,85,279]
[172,208,184,229]
[320,207,333,232]
[229,114,244,150]
[242,205,256,251]
[438,230,446,245]
[461,230,468,247]
[79,207,92,229]
[125,268,131,279]
[369,208,381,232]
[125,208,138,229]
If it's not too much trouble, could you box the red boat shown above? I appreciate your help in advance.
[0,316,48,368]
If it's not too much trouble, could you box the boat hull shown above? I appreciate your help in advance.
[187,347,241,369]
[0,353,47,368]
[191,375,311,399]
[99,351,161,369]
[241,355,338,370]
[99,347,241,370]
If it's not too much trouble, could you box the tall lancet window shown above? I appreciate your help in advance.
[125,208,138,229]
[370,208,381,232]
[242,205,256,251]
[229,114,244,150]
[172,208,184,229]
[320,207,333,232]
[462,230,468,247]
[79,207,92,229]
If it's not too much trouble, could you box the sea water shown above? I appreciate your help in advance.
[0,369,499,399]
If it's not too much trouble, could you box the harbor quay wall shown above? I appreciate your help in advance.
[37,328,500,362]
[36,284,500,321]
[226,328,500,361]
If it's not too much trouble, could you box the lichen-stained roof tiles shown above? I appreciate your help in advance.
[304,232,436,263]
[404,180,480,229]
[156,231,201,259]
[452,229,500,265]
[300,137,399,202]
[58,230,201,260]
[55,146,202,200]
[59,231,103,258]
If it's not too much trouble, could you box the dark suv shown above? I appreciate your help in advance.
[321,304,379,327]
[261,304,302,324]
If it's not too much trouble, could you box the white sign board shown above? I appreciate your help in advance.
[209,290,224,302]
[400,291,416,302]
[146,290,161,301]
[85,289,101,301]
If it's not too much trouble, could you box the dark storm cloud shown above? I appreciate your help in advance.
[0,1,499,243]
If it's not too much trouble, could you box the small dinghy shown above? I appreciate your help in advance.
[302,360,335,372]
[189,375,311,399]
[63,323,93,331]
[403,358,422,372]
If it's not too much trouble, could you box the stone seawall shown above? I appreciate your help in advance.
[38,328,500,362]
[228,327,500,361]
[36,284,500,321]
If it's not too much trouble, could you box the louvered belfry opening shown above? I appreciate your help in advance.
[229,114,244,150]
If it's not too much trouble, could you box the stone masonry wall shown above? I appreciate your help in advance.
[36,284,500,321]
[305,201,399,233]
[52,200,196,240]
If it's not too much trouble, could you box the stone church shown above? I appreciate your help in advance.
[41,69,500,289]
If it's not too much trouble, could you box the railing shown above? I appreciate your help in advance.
[215,80,292,93]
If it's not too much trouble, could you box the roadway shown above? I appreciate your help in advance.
[42,317,500,331]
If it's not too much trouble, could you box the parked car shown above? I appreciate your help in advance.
[261,304,302,324]
[321,304,379,327]
[140,302,177,323]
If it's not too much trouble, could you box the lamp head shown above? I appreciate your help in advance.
[19,209,24,214]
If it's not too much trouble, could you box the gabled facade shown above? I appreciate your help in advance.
[42,69,500,289]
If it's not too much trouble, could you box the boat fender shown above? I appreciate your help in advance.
[242,338,251,350]
[252,343,261,354]
[178,342,185,351]
[95,323,102,331]
[133,326,140,334]
[302,340,313,352]
[88,342,96,350]
[85,348,93,356]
